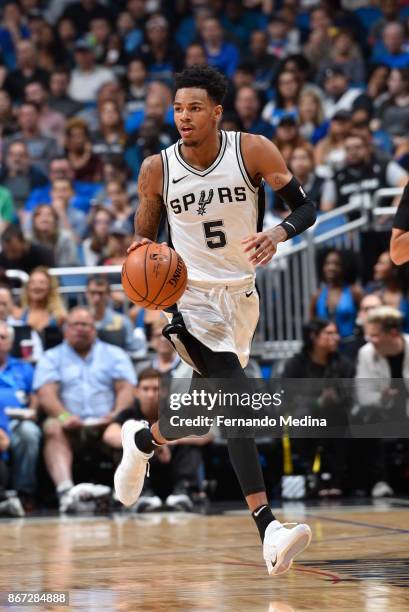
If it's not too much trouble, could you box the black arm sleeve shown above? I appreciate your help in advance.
[393,182,409,230]
[276,177,317,239]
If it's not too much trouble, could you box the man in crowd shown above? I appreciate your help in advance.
[34,307,136,512]
[68,39,115,104]
[85,276,140,354]
[0,225,54,277]
[24,81,66,146]
[103,368,212,512]
[0,321,41,506]
[3,40,49,104]
[0,140,48,211]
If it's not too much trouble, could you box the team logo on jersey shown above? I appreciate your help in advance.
[197,189,214,216]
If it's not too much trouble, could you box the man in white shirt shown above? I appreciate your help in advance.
[68,39,115,104]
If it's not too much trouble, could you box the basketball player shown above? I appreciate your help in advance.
[115,66,316,575]
[390,181,409,265]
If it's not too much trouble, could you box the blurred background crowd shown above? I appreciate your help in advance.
[0,0,409,517]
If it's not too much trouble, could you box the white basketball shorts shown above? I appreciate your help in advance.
[164,278,259,370]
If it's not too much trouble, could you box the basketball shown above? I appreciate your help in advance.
[122,242,188,310]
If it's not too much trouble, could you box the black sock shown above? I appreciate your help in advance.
[134,429,155,453]
[252,505,276,541]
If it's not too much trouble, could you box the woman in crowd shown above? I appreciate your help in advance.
[16,267,66,334]
[262,70,302,128]
[31,205,79,267]
[314,112,350,175]
[310,249,363,341]
[282,318,354,497]
[81,205,113,266]
[298,90,326,144]
[317,29,366,87]
[366,251,409,332]
[104,180,134,224]
[377,68,409,139]
[91,99,128,159]
[65,118,103,182]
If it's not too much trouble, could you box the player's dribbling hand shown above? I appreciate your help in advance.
[242,230,279,266]
[127,238,168,254]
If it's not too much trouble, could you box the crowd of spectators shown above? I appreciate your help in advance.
[1,0,409,515]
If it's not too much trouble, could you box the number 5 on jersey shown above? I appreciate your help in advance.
[203,220,227,249]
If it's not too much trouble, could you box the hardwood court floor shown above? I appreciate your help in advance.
[0,501,408,611]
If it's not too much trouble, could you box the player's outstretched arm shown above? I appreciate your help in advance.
[128,154,164,253]
[241,134,317,265]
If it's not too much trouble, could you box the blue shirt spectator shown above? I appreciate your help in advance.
[201,17,239,78]
[34,317,136,419]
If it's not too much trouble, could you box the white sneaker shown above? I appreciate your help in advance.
[165,493,193,511]
[371,481,394,498]
[114,420,153,507]
[263,521,312,576]
[132,494,162,513]
[0,497,25,517]
[59,483,111,513]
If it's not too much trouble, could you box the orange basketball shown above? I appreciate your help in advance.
[122,242,188,310]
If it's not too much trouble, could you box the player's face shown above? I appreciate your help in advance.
[174,88,222,147]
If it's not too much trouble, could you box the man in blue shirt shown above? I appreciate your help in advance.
[372,22,409,69]
[34,307,136,512]
[201,17,239,78]
[0,320,41,501]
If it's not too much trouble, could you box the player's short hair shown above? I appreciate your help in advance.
[174,65,228,105]
[367,306,403,333]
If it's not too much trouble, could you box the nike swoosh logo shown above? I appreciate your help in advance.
[172,175,188,184]
[253,504,267,517]
[245,291,254,298]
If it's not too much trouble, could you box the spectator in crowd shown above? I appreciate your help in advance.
[88,16,112,64]
[377,68,409,140]
[4,103,60,175]
[24,156,99,216]
[0,140,48,212]
[68,38,115,104]
[103,367,210,511]
[91,99,128,158]
[366,251,409,332]
[64,118,103,183]
[343,293,383,361]
[355,305,408,497]
[116,10,143,57]
[3,39,49,103]
[0,89,18,161]
[103,180,134,224]
[0,2,30,71]
[317,29,366,88]
[28,16,66,73]
[298,90,326,144]
[0,321,41,505]
[266,14,300,59]
[234,86,274,139]
[273,116,307,165]
[303,6,333,71]
[282,319,354,497]
[124,58,148,116]
[0,185,16,232]
[55,17,77,63]
[125,116,167,180]
[45,177,88,240]
[310,249,363,341]
[62,0,113,36]
[34,306,135,512]
[184,42,208,68]
[314,111,350,176]
[0,225,54,276]
[16,267,66,334]
[373,22,409,69]
[139,13,183,83]
[0,404,24,517]
[321,133,408,212]
[48,68,83,118]
[262,70,301,128]
[24,81,66,146]
[85,275,141,354]
[370,0,401,41]
[30,205,79,268]
[0,284,43,362]
[321,67,369,120]
[367,64,390,108]
[100,219,133,266]
[287,144,324,210]
[80,205,113,266]
[245,30,278,92]
[147,320,192,380]
[200,16,239,78]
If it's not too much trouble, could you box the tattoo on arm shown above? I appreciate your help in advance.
[135,156,163,241]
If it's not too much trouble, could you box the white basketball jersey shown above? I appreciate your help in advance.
[161,130,262,283]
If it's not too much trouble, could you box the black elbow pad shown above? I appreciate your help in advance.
[276,177,317,238]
